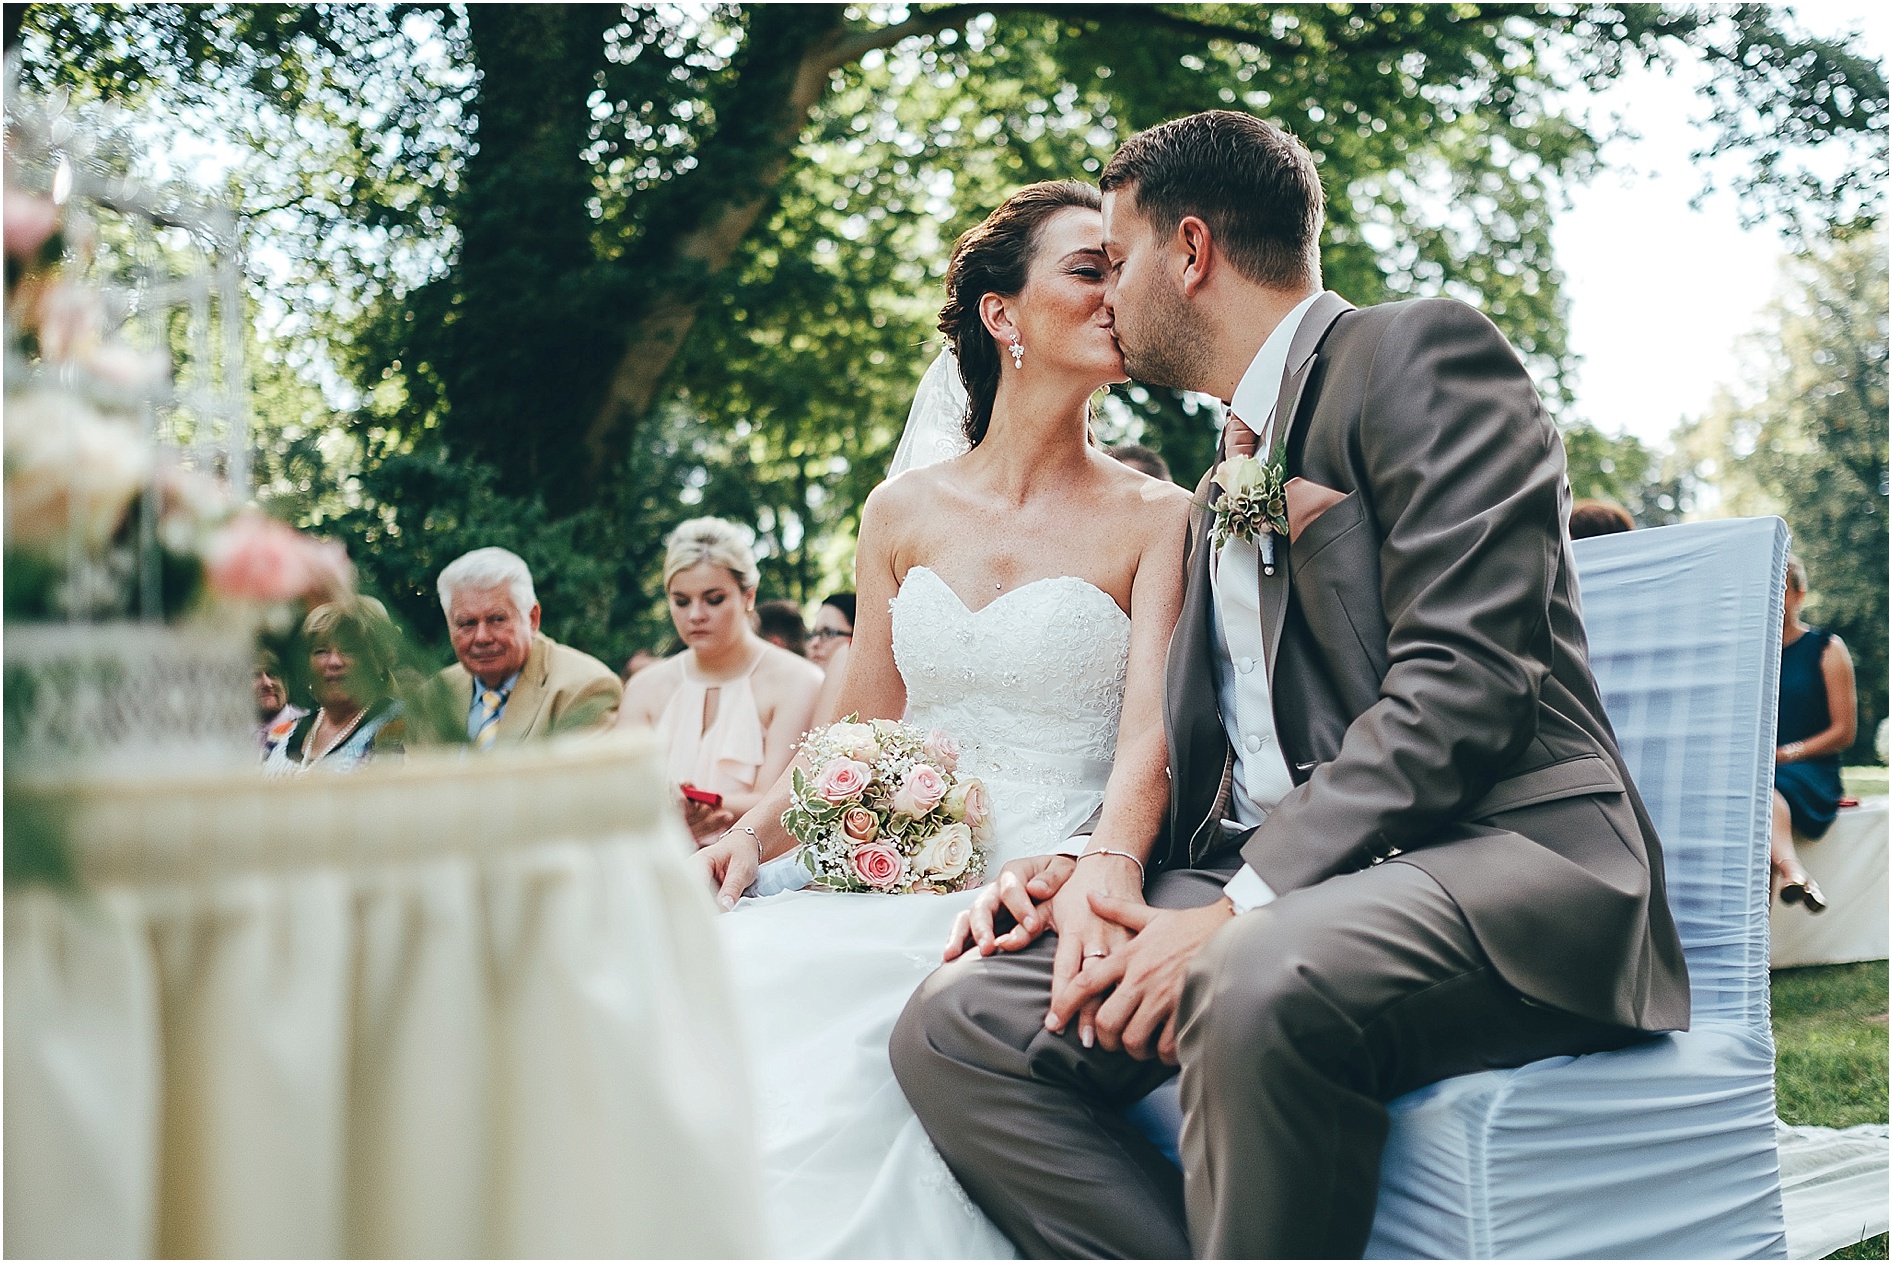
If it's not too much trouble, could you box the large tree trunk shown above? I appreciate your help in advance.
[435,3,618,508]
[434,3,983,510]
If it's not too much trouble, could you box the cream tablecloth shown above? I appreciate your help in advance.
[4,736,760,1258]
[1771,797,1889,969]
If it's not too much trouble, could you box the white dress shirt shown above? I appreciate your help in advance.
[1213,290,1323,913]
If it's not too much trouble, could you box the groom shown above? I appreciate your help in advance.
[892,111,1690,1258]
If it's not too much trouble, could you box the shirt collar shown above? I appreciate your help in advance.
[1227,290,1325,437]
[476,670,521,701]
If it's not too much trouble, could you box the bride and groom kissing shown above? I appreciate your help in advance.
[698,110,1689,1259]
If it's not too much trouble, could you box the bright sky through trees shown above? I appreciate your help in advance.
[1556,1,1888,446]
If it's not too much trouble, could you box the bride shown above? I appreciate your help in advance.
[697,179,1191,1257]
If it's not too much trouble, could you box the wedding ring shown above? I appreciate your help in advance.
[1084,950,1109,959]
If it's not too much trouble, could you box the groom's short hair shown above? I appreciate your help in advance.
[1101,110,1324,290]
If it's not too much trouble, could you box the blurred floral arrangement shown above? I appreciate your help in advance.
[4,174,352,630]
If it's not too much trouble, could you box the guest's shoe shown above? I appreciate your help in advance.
[1779,874,1829,913]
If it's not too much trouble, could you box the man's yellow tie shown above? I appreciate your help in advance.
[475,689,504,750]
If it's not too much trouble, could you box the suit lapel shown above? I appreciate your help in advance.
[499,635,552,741]
[1165,469,1228,862]
[1260,291,1351,682]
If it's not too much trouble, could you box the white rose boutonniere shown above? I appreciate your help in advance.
[1209,455,1290,565]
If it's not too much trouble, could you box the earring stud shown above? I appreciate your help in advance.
[1008,334,1024,369]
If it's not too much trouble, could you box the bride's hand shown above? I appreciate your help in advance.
[944,854,1075,960]
[1048,853,1146,1049]
[699,829,761,912]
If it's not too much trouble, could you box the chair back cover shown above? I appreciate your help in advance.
[1571,516,1788,1028]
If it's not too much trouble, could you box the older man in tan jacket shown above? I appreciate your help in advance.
[436,547,622,747]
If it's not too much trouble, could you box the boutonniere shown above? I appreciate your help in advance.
[1209,456,1290,569]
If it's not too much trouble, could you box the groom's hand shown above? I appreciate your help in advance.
[1046,894,1235,1065]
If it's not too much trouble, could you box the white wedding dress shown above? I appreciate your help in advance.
[719,564,1132,1258]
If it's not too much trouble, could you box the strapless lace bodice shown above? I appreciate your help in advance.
[892,567,1130,839]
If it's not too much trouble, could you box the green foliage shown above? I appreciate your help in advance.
[15,3,1886,655]
[1560,424,1686,527]
[1771,961,1889,1130]
[1678,233,1889,763]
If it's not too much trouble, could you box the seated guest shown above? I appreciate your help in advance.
[255,650,306,759]
[1772,554,1857,912]
[1570,498,1635,539]
[1108,441,1172,482]
[436,547,622,747]
[807,592,855,670]
[617,517,822,842]
[267,597,406,774]
[622,648,662,681]
[756,598,809,656]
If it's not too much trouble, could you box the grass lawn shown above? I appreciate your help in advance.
[1842,766,1889,799]
[1772,960,1889,1259]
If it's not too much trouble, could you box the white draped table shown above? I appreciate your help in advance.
[1771,797,1889,970]
[4,737,761,1259]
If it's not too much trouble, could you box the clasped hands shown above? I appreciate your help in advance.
[945,851,1233,1065]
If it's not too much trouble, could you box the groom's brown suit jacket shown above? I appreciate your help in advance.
[1162,291,1690,1033]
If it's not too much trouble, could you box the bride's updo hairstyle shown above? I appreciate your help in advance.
[937,180,1101,448]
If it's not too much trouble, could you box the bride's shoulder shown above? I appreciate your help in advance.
[1094,452,1192,526]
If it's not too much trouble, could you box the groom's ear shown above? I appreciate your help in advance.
[1176,215,1215,297]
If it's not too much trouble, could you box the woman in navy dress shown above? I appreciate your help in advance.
[1772,555,1858,912]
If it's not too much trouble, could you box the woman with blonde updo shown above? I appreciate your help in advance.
[617,516,823,842]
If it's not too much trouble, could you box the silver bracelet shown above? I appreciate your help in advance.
[1077,848,1146,882]
[724,825,764,866]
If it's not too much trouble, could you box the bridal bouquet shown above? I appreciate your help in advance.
[784,716,991,894]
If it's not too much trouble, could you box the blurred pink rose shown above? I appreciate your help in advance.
[4,188,58,260]
[842,806,879,844]
[849,840,904,890]
[922,730,961,772]
[893,763,948,816]
[814,757,872,803]
[83,341,170,390]
[34,281,103,364]
[204,512,355,604]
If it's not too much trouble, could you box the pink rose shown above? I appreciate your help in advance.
[842,806,879,844]
[814,757,872,803]
[203,512,355,604]
[922,730,961,772]
[893,763,948,816]
[4,188,59,261]
[849,840,904,890]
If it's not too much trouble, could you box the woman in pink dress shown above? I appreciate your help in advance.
[617,517,824,842]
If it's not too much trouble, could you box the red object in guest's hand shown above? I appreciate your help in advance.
[681,783,724,809]
[1838,796,1861,809]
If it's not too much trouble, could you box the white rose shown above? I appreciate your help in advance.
[823,720,882,763]
[914,822,975,882]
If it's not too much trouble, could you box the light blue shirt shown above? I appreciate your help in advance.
[466,671,521,740]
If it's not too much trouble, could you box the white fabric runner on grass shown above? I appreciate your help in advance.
[1779,1121,1890,1260]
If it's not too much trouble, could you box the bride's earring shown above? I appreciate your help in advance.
[1008,333,1024,370]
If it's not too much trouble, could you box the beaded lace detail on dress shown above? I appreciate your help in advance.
[891,566,1131,866]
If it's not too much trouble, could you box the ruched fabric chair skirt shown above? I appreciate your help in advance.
[4,737,761,1259]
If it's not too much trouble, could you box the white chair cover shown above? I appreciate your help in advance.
[1129,516,1793,1258]
[4,737,762,1259]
